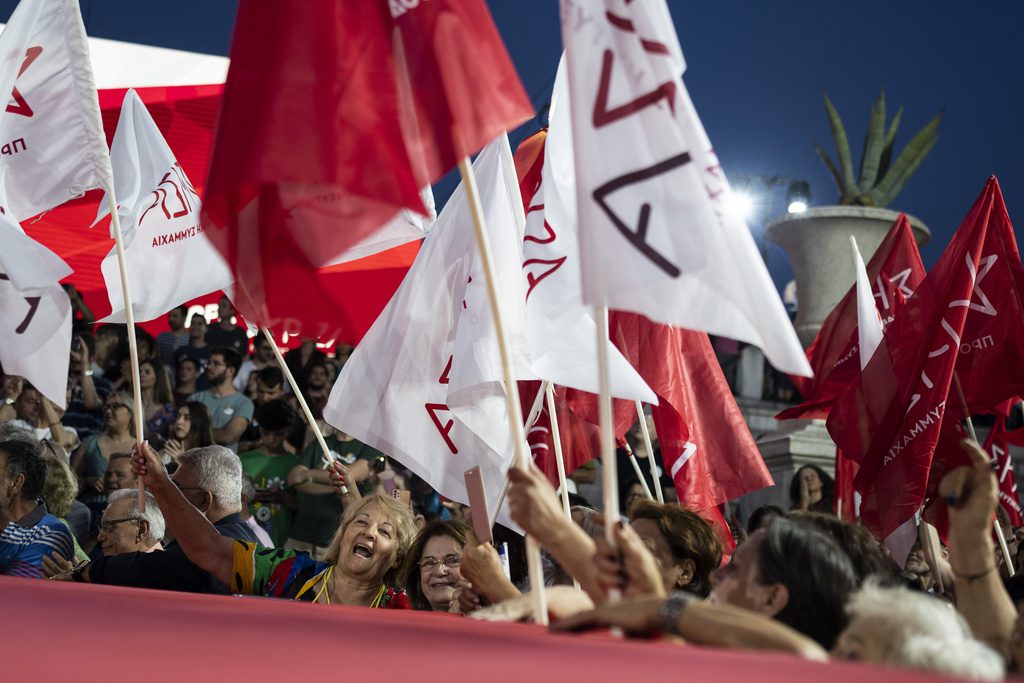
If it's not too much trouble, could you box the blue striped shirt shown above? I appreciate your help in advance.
[0,501,74,579]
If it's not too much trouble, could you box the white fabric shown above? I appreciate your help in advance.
[0,219,72,408]
[853,236,884,369]
[324,135,532,528]
[520,81,655,403]
[94,90,232,323]
[558,3,810,377]
[0,0,113,219]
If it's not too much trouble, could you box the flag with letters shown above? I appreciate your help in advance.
[828,177,1024,538]
[559,1,808,376]
[93,90,232,323]
[324,135,532,525]
[0,0,112,218]
[0,217,71,407]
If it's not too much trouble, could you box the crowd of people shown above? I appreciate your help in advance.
[1,294,1022,680]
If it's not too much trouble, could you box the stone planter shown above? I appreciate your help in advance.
[766,206,930,349]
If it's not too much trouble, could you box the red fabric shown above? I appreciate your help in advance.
[828,177,1024,538]
[600,313,771,549]
[202,1,531,334]
[988,417,1024,527]
[392,0,533,178]
[833,448,859,522]
[1,576,944,683]
[521,380,600,489]
[779,215,925,419]
[20,84,416,348]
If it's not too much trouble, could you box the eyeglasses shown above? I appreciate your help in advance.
[104,403,128,411]
[99,517,141,533]
[418,554,461,572]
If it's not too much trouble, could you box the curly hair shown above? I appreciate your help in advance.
[40,449,78,519]
[629,500,723,597]
[399,520,469,610]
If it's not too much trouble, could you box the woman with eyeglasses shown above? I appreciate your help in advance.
[400,520,468,611]
[70,391,136,526]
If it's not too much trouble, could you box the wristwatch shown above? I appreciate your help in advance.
[659,592,695,636]
[3,397,14,406]
[82,370,95,377]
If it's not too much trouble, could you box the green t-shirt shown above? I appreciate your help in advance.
[288,436,382,546]
[238,449,300,548]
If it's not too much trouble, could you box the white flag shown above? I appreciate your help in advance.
[93,90,232,323]
[852,237,883,368]
[0,217,71,408]
[0,0,113,218]
[560,3,810,377]
[521,71,655,402]
[324,135,532,525]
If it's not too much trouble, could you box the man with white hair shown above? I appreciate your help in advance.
[94,490,165,556]
[52,445,257,593]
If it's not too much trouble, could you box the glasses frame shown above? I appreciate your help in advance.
[98,517,141,533]
[418,554,462,572]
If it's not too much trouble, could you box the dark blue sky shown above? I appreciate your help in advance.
[3,0,1022,272]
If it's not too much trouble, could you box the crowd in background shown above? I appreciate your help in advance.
[0,290,1022,681]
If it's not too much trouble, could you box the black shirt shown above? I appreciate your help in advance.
[88,512,257,594]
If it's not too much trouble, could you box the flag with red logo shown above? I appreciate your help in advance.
[324,136,532,526]
[202,0,531,338]
[0,0,113,219]
[559,1,808,377]
[779,216,925,419]
[520,381,600,490]
[828,177,1024,538]
[0,219,72,407]
[987,417,1024,528]
[513,124,654,402]
[93,90,233,323]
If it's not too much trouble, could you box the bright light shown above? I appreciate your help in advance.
[724,190,755,221]
[787,200,808,214]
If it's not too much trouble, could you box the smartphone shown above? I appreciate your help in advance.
[464,467,492,544]
[71,338,82,352]
[373,455,387,473]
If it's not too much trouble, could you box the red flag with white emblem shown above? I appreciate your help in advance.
[828,177,1024,538]
[779,215,925,419]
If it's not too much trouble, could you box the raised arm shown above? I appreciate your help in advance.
[131,441,234,586]
[942,438,1018,661]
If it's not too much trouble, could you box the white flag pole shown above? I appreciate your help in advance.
[259,327,347,493]
[544,382,579,590]
[635,400,663,503]
[545,382,572,520]
[458,157,547,625]
[106,195,147,513]
[488,380,549,528]
[622,441,654,501]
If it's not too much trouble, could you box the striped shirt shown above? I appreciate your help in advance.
[0,501,74,579]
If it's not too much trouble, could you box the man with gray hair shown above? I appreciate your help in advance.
[59,445,257,593]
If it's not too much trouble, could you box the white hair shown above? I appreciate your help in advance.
[847,581,1005,681]
[107,489,166,544]
[177,445,242,509]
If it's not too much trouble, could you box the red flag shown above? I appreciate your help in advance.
[991,418,1024,527]
[203,1,532,333]
[779,215,925,419]
[520,381,600,490]
[833,448,859,522]
[598,313,771,549]
[828,177,1024,538]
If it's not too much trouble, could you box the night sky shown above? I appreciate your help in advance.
[2,0,1022,278]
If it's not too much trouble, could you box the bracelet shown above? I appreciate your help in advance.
[953,565,997,582]
[82,370,94,377]
[659,591,695,635]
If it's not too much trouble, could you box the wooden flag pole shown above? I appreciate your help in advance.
[634,401,663,503]
[544,382,573,521]
[457,157,547,625]
[106,195,147,513]
[487,381,549,528]
[622,441,654,501]
[920,520,946,594]
[545,383,580,590]
[260,328,347,496]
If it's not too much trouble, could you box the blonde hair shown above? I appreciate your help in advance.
[324,494,417,585]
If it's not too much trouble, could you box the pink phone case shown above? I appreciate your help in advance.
[464,467,492,544]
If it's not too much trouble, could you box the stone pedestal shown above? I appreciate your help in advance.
[766,206,930,348]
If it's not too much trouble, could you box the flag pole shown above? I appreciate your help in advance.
[634,401,663,503]
[545,382,573,520]
[544,382,580,590]
[260,327,346,494]
[487,381,548,529]
[457,157,546,625]
[622,441,654,501]
[106,194,147,513]
[920,520,946,594]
